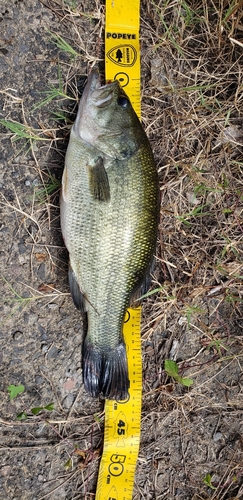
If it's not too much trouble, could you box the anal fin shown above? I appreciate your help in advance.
[68,263,86,312]
[129,256,156,307]
[87,156,110,202]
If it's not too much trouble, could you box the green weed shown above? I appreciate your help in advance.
[194,183,223,196]
[0,276,66,324]
[32,64,76,111]
[51,110,72,124]
[219,238,240,260]
[179,0,202,27]
[0,119,50,143]
[176,205,212,226]
[203,473,217,490]
[7,384,54,421]
[48,30,79,59]
[17,403,54,421]
[35,172,61,203]
[225,291,242,305]
[138,285,176,302]
[184,305,204,328]
[164,360,193,387]
[151,0,184,56]
[63,0,77,9]
[206,338,228,357]
[7,384,25,400]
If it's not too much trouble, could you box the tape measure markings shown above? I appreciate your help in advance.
[95,307,142,500]
[105,0,141,118]
[96,2,142,499]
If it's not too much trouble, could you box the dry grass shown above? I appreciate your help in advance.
[0,0,243,499]
[139,2,243,498]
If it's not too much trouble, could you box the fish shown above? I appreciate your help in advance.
[60,69,158,400]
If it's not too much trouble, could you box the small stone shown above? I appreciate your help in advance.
[37,262,45,281]
[38,324,46,336]
[62,393,75,409]
[18,243,27,254]
[1,465,11,476]
[58,318,68,327]
[47,303,58,309]
[169,339,179,359]
[47,346,59,358]
[28,313,37,325]
[63,378,76,391]
[41,344,48,354]
[186,191,200,205]
[150,58,169,91]
[25,180,31,186]
[24,312,30,324]
[35,375,44,385]
[12,330,23,340]
[213,431,223,442]
[145,346,155,356]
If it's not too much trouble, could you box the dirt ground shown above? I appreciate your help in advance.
[0,1,243,499]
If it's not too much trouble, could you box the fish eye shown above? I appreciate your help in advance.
[117,96,130,108]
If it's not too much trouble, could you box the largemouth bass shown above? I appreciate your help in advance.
[60,69,158,400]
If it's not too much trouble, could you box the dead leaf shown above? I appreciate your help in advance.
[74,449,86,459]
[38,283,55,293]
[35,253,47,262]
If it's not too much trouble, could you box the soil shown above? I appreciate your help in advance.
[0,1,243,500]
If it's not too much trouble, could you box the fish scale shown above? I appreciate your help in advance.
[60,69,158,400]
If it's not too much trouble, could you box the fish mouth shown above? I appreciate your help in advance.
[86,69,119,108]
[73,69,120,138]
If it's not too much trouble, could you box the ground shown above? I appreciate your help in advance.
[0,1,243,499]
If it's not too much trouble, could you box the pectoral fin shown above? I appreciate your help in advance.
[68,263,86,312]
[87,156,110,202]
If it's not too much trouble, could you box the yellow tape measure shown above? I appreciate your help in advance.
[96,307,142,500]
[105,0,141,118]
[96,3,142,498]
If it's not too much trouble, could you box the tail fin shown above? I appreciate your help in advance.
[82,340,129,400]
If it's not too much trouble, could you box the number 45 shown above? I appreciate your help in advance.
[117,419,125,435]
